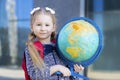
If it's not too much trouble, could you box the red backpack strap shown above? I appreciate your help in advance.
[22,52,31,80]
[33,41,44,58]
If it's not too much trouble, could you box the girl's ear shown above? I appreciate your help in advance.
[30,25,33,32]
[30,22,34,31]
[31,28,33,32]
[52,24,56,32]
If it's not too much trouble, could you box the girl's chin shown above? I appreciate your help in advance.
[37,36,49,40]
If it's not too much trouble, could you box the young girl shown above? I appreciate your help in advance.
[22,7,84,80]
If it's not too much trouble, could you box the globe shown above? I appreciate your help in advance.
[56,17,103,67]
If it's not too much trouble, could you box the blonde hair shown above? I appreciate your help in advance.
[27,8,57,69]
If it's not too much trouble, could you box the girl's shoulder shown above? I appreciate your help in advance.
[33,41,44,51]
[33,41,44,58]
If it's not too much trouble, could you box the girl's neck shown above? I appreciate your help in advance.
[38,38,51,44]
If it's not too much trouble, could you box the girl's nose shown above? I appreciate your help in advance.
[41,26,46,30]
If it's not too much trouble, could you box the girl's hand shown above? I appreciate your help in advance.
[50,65,71,76]
[74,64,84,73]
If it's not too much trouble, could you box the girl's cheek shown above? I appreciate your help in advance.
[34,26,41,31]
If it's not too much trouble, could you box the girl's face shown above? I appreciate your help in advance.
[31,14,55,43]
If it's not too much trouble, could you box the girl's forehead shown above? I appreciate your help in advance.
[36,14,50,18]
[34,14,53,23]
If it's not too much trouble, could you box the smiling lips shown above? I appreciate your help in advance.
[39,32,47,35]
[40,33,46,34]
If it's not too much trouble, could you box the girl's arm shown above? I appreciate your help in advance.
[50,65,71,76]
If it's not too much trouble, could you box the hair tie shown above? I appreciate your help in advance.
[45,7,55,14]
[30,7,40,15]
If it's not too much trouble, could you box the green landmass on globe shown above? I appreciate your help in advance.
[58,20,99,63]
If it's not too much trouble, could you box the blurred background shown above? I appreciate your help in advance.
[0,0,120,80]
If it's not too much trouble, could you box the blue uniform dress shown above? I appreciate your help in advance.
[25,43,77,80]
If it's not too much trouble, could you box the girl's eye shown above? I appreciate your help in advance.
[37,24,41,26]
[46,24,49,26]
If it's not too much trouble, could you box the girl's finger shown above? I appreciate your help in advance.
[74,64,79,72]
[74,64,84,72]
[79,65,84,70]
